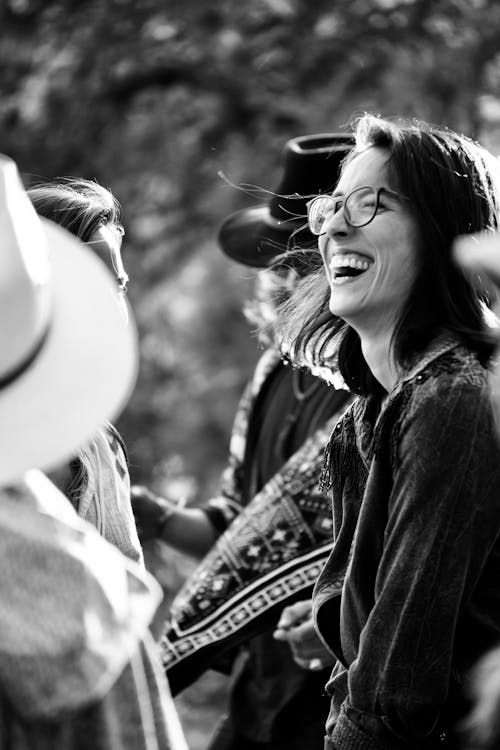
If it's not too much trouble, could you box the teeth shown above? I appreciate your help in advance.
[329,256,372,272]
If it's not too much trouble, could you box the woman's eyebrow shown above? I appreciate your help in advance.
[381,187,403,201]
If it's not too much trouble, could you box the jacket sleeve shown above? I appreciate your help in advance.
[331,374,500,750]
[202,348,280,532]
[200,376,253,532]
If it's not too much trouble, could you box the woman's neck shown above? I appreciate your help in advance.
[359,328,399,393]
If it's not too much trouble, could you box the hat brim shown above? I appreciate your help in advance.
[218,206,311,268]
[0,219,138,484]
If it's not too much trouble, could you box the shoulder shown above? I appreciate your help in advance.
[403,345,490,409]
[387,345,495,448]
[253,347,281,383]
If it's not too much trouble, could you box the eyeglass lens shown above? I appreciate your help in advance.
[308,187,379,234]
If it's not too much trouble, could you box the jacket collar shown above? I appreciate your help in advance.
[354,334,463,465]
[397,332,460,388]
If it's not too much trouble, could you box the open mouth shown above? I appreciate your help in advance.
[329,255,373,284]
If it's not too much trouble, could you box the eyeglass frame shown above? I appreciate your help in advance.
[306,186,403,234]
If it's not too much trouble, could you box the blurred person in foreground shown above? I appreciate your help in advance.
[131,134,354,750]
[455,230,500,438]
[28,178,143,566]
[275,115,500,750]
[454,230,500,750]
[0,155,187,750]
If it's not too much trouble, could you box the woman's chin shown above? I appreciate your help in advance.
[328,292,358,321]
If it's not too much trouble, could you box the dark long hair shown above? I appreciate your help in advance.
[279,115,500,394]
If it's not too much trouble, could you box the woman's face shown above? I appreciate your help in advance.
[318,147,421,337]
[87,222,128,292]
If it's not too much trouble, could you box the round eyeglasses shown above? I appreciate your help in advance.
[306,186,401,235]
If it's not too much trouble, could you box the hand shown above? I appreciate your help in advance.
[274,600,335,672]
[274,600,312,635]
[130,485,176,541]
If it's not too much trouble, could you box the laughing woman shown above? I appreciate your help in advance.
[278,116,500,749]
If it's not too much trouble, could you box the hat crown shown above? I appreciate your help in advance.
[0,157,52,383]
[217,132,354,267]
[268,133,355,223]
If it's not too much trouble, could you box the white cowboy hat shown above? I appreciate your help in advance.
[0,155,138,484]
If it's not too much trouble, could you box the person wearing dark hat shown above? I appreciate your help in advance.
[0,155,187,750]
[131,133,354,750]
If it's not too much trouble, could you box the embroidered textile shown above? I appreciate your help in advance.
[161,413,341,695]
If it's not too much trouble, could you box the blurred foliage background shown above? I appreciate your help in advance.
[3,0,500,744]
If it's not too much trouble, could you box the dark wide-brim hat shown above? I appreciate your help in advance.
[218,133,354,268]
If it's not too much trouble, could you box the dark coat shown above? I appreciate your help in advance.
[315,336,500,750]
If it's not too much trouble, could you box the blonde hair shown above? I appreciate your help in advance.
[28,178,122,242]
[29,179,126,498]
[28,178,128,291]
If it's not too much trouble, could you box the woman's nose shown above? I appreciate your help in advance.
[324,204,350,237]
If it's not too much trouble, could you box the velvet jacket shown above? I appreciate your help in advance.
[314,336,500,750]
